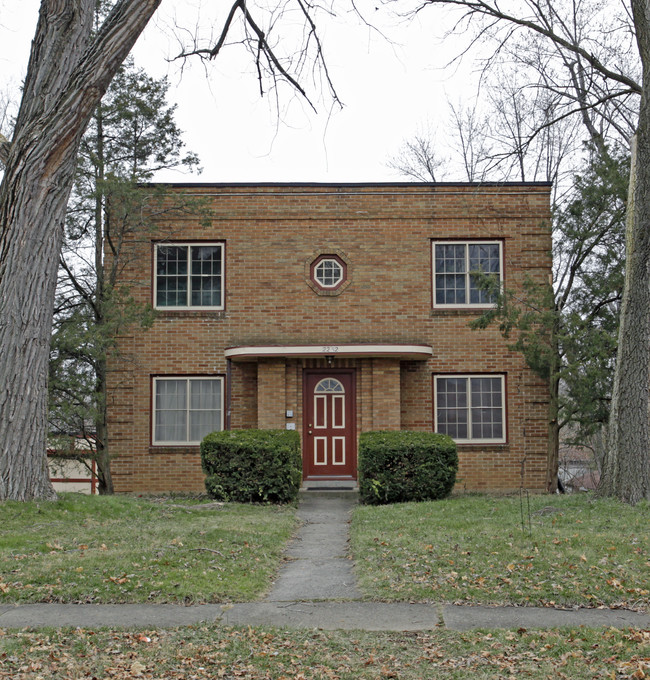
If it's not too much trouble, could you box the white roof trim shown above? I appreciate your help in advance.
[224,343,434,361]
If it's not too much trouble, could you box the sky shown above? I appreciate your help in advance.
[0,0,476,183]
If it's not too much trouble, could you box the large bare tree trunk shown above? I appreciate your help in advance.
[0,0,160,501]
[601,1,650,503]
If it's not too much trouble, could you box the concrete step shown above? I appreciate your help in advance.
[301,479,358,492]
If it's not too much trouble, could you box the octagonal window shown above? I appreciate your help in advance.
[311,255,346,290]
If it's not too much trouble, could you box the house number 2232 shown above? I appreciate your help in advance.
[322,346,339,353]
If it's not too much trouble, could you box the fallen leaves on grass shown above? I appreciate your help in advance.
[1,627,648,680]
[353,496,650,610]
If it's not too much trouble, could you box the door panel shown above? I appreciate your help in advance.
[304,370,356,479]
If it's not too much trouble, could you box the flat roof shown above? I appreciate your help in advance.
[140,181,552,189]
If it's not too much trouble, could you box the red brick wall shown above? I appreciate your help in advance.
[107,183,552,494]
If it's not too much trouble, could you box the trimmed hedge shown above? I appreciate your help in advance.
[358,430,458,505]
[201,429,302,504]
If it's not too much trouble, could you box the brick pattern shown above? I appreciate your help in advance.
[107,183,552,494]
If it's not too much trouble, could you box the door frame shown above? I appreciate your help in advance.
[302,368,357,481]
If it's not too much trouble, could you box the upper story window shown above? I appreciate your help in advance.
[155,243,224,310]
[434,375,505,443]
[153,376,223,445]
[310,254,347,291]
[433,241,502,307]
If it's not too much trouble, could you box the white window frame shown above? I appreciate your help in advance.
[152,377,224,445]
[432,241,503,308]
[313,258,344,289]
[434,374,506,444]
[154,242,224,311]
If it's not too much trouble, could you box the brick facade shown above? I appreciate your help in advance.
[107,182,552,493]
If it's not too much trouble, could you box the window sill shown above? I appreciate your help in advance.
[148,446,200,455]
[430,308,487,317]
[456,443,510,451]
[154,310,227,319]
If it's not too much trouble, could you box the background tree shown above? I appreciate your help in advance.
[0,0,337,501]
[49,59,199,494]
[396,0,647,502]
[387,125,449,181]
[470,148,627,491]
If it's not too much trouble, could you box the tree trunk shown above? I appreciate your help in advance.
[601,3,650,503]
[93,104,113,495]
[0,0,160,501]
[95,354,114,495]
[545,332,561,493]
[601,134,650,503]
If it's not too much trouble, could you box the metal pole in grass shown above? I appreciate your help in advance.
[520,488,532,538]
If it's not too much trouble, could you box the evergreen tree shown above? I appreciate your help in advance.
[471,148,628,491]
[49,59,199,494]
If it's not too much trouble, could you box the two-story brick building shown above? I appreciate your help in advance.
[107,182,552,493]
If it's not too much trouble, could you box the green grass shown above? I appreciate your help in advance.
[0,625,648,679]
[0,494,297,604]
[351,493,650,609]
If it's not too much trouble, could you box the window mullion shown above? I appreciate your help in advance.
[465,245,471,302]
[185,378,191,443]
[466,377,472,439]
[186,246,192,307]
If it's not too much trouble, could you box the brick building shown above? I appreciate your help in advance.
[107,182,552,493]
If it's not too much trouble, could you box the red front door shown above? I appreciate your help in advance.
[303,370,356,480]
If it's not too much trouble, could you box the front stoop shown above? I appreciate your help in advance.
[300,479,358,492]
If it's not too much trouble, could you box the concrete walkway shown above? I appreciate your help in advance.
[1,493,649,632]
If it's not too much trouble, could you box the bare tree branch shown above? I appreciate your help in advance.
[415,0,641,93]
[174,0,341,112]
[0,133,9,166]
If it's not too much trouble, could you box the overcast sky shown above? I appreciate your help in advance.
[1,0,476,183]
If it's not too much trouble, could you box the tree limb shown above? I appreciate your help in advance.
[417,0,641,94]
[174,0,340,112]
[0,133,9,166]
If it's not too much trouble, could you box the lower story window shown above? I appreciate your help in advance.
[153,377,223,444]
[434,375,505,443]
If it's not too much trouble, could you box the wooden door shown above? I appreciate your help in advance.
[303,370,356,479]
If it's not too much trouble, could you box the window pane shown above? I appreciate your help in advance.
[315,378,344,393]
[436,244,466,273]
[315,259,342,287]
[189,379,222,441]
[155,380,187,442]
[189,410,221,441]
[190,246,222,307]
[435,245,467,304]
[469,243,500,304]
[439,408,468,439]
[156,380,186,409]
[155,411,186,442]
[156,276,187,307]
[190,380,221,410]
[437,378,468,438]
[156,246,188,307]
[436,273,466,305]
[470,377,503,440]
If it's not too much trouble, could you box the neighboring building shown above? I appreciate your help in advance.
[107,182,552,493]
[559,444,600,492]
[47,437,98,494]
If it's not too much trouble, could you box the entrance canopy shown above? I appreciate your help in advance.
[224,343,434,362]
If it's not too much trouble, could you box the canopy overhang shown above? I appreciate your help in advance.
[224,343,434,362]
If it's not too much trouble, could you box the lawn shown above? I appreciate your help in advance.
[1,625,648,679]
[0,494,297,604]
[1,492,648,677]
[351,493,650,609]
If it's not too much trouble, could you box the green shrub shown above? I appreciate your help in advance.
[358,430,458,505]
[201,429,302,504]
